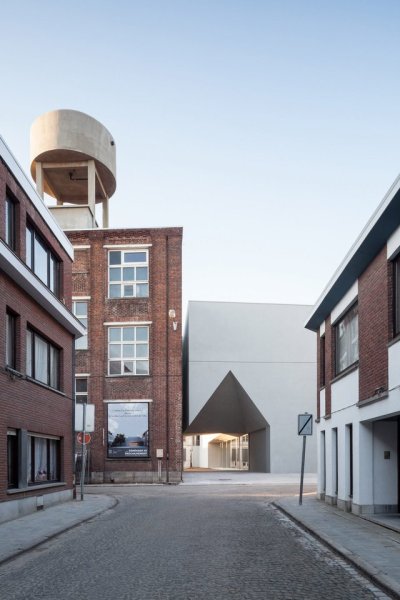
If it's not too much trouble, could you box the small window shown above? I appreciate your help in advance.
[28,435,60,484]
[335,304,359,375]
[73,301,88,350]
[5,192,16,251]
[320,335,325,387]
[108,326,149,376]
[7,430,18,489]
[6,311,17,370]
[26,329,60,390]
[75,378,88,403]
[108,250,149,298]
[25,224,60,296]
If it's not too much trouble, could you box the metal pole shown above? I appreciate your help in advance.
[299,435,306,506]
[80,403,86,501]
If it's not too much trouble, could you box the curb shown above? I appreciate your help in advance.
[273,502,400,600]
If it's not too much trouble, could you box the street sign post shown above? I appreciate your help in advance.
[298,413,313,506]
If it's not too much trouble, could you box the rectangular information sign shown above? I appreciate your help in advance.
[298,413,313,436]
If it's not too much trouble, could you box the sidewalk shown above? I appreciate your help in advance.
[274,495,400,599]
[0,494,116,565]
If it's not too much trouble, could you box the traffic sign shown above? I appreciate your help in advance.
[77,432,91,445]
[298,413,313,436]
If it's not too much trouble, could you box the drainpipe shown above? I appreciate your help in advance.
[72,338,76,499]
[166,235,170,483]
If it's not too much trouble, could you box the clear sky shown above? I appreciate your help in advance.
[1,1,400,313]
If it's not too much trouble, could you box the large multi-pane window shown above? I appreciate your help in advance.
[26,224,59,295]
[394,255,400,336]
[26,329,60,390]
[108,326,149,375]
[73,301,88,350]
[335,304,359,375]
[108,250,149,298]
[28,435,60,484]
[6,310,17,369]
[5,192,16,251]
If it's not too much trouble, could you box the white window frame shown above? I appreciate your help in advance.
[108,249,149,299]
[73,300,88,350]
[108,325,149,376]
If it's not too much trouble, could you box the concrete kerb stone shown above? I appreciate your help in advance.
[273,501,400,600]
[0,495,117,567]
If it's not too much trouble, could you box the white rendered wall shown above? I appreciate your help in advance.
[186,302,317,473]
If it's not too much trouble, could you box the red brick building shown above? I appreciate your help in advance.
[66,227,183,483]
[0,136,85,523]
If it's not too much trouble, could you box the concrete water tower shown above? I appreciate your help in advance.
[30,109,116,229]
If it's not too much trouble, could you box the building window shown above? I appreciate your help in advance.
[75,378,88,403]
[107,402,149,458]
[28,435,60,484]
[26,224,60,295]
[108,250,149,298]
[335,304,359,375]
[73,301,88,350]
[6,310,17,370]
[5,191,16,251]
[394,255,400,336]
[7,430,18,489]
[320,335,325,387]
[26,329,60,390]
[108,326,149,376]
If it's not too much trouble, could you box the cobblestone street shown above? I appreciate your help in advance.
[0,484,392,599]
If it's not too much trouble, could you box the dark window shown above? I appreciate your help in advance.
[394,255,400,336]
[28,435,60,484]
[6,311,17,369]
[5,192,16,251]
[320,335,325,387]
[26,329,60,390]
[26,224,60,295]
[7,430,18,489]
[75,378,88,403]
[335,304,359,375]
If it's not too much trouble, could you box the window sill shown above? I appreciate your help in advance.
[322,414,331,420]
[388,333,400,349]
[7,482,67,495]
[5,366,24,379]
[106,297,149,301]
[330,362,359,385]
[105,374,150,379]
[26,376,65,396]
[357,391,388,408]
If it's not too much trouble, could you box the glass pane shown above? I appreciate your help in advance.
[136,284,149,298]
[50,346,59,389]
[109,361,121,375]
[123,361,134,374]
[123,285,134,297]
[26,330,32,376]
[50,255,58,295]
[136,344,148,359]
[109,344,121,358]
[76,378,88,393]
[109,328,121,342]
[136,361,149,375]
[109,284,121,298]
[123,267,135,281]
[28,438,33,483]
[76,334,88,350]
[136,327,148,342]
[123,327,135,342]
[124,252,146,263]
[26,228,32,268]
[49,440,59,480]
[109,267,121,282]
[34,236,49,285]
[109,251,121,265]
[74,302,87,316]
[35,335,49,384]
[136,267,148,281]
[34,438,48,481]
[123,344,135,358]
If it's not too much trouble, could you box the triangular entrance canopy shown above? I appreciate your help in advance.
[185,371,268,435]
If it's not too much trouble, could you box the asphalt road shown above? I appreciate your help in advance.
[0,484,391,599]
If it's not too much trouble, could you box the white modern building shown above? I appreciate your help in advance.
[306,172,400,515]
[183,301,317,473]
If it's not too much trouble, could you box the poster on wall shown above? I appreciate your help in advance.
[107,402,149,458]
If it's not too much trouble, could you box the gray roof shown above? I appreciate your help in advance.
[306,174,400,331]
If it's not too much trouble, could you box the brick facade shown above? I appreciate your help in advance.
[0,149,79,519]
[67,227,183,483]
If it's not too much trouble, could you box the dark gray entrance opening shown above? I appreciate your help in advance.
[185,371,270,472]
